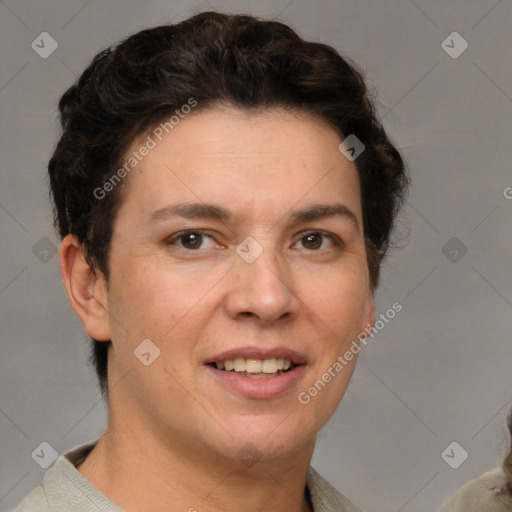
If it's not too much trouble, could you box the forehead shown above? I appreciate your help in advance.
[117,106,362,223]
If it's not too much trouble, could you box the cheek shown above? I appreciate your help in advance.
[107,255,225,343]
[305,265,369,329]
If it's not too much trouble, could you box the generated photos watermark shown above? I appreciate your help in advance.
[93,97,198,200]
[298,301,403,405]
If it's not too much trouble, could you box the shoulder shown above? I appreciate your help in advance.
[441,466,512,512]
[12,486,49,512]
[12,440,113,512]
[307,466,363,512]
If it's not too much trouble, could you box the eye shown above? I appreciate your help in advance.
[166,230,341,252]
[295,231,340,251]
[166,231,217,251]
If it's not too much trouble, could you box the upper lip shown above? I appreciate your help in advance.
[205,346,307,365]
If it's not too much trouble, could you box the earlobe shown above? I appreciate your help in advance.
[59,234,111,341]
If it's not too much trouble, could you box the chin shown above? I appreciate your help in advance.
[217,416,315,459]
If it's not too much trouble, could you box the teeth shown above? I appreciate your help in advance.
[246,359,262,373]
[214,357,293,374]
[234,357,245,372]
[262,358,277,373]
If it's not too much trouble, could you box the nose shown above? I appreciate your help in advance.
[224,241,297,326]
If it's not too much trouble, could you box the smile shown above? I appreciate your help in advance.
[209,357,296,378]
[204,346,307,398]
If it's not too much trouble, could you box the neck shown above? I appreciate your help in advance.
[77,421,315,512]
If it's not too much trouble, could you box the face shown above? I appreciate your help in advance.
[98,105,374,464]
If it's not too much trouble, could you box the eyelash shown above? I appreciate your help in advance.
[166,230,342,252]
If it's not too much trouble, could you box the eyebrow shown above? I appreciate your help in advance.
[149,201,360,232]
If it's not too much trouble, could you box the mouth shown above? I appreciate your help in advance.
[207,357,300,378]
[203,347,307,397]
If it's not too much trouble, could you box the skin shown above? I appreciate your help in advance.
[60,105,376,512]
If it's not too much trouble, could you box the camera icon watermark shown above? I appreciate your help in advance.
[237,442,263,468]
[31,32,58,59]
[442,237,468,263]
[31,441,58,469]
[134,339,161,366]
[338,134,365,161]
[32,237,58,263]
[441,441,468,469]
[504,187,512,200]
[441,32,468,59]
[236,237,263,263]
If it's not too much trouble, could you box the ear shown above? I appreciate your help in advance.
[59,234,111,341]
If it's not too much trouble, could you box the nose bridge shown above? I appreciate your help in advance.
[230,234,295,322]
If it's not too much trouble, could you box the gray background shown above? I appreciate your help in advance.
[1,0,511,511]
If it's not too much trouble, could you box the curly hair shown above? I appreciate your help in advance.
[49,11,409,397]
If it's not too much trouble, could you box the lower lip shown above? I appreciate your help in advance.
[205,364,306,399]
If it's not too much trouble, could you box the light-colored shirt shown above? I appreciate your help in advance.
[441,466,512,512]
[14,441,362,512]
